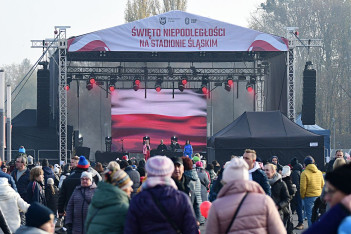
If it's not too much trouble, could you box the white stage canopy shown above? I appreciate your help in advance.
[67,11,289,53]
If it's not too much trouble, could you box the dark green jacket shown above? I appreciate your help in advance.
[85,181,129,234]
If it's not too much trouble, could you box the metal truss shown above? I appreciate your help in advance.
[286,27,322,121]
[67,66,266,82]
[57,26,70,163]
[255,77,265,111]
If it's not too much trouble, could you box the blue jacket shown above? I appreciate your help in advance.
[124,185,198,234]
[183,144,193,158]
[11,168,30,201]
[252,168,271,196]
[0,170,17,192]
[303,203,351,234]
[27,181,46,205]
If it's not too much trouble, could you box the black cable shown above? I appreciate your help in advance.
[11,34,59,103]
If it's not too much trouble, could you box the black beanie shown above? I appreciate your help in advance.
[42,159,49,167]
[290,157,298,167]
[325,164,351,195]
[26,202,53,228]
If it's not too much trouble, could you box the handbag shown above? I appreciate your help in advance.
[148,190,182,234]
[225,192,249,233]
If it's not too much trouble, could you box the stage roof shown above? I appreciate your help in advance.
[67,11,289,53]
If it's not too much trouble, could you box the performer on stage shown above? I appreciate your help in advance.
[143,139,151,161]
[170,138,181,152]
[157,139,168,155]
[183,140,193,159]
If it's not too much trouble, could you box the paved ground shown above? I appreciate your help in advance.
[199,213,308,234]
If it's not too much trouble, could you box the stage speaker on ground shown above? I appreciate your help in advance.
[37,68,50,128]
[302,62,316,125]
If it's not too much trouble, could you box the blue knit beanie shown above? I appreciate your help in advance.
[19,146,25,153]
[77,156,90,169]
[304,156,314,166]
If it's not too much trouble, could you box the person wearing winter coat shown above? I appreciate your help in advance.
[45,178,59,215]
[290,158,304,229]
[58,156,90,217]
[0,207,11,234]
[206,158,286,234]
[42,159,59,187]
[15,202,55,234]
[0,157,17,192]
[65,172,97,234]
[265,164,290,219]
[303,164,351,234]
[85,169,133,234]
[195,161,210,202]
[183,140,193,159]
[281,166,296,234]
[183,157,204,224]
[27,167,46,205]
[11,155,31,202]
[124,156,198,234]
[271,156,283,173]
[300,156,324,227]
[0,178,30,233]
[120,160,140,198]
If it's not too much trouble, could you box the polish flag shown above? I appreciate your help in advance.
[111,89,207,152]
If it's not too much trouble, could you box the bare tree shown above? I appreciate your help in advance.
[124,0,187,22]
[250,0,351,147]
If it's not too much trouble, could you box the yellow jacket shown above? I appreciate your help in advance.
[300,164,324,199]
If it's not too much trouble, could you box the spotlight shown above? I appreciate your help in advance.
[133,77,141,91]
[225,76,233,91]
[86,80,93,90]
[109,76,117,92]
[155,75,163,92]
[65,76,72,91]
[246,82,254,92]
[89,74,96,84]
[201,75,209,94]
[105,137,112,152]
[181,76,188,85]
[178,81,185,92]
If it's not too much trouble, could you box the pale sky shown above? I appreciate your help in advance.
[0,0,263,67]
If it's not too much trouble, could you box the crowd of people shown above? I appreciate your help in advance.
[0,147,350,234]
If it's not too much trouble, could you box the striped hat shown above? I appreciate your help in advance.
[77,156,90,169]
[110,169,133,189]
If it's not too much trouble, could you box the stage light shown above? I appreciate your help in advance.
[155,75,163,92]
[246,83,254,92]
[225,76,233,91]
[200,75,209,94]
[86,80,93,90]
[202,86,208,94]
[65,76,72,91]
[109,85,115,92]
[133,78,140,91]
[89,78,96,84]
[109,76,117,92]
[105,136,112,152]
[178,81,185,92]
[181,76,188,85]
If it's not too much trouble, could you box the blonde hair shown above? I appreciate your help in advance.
[107,161,120,171]
[30,167,43,181]
[333,158,346,170]
[265,163,276,172]
[244,149,257,160]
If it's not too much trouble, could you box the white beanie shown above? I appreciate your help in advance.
[281,166,291,178]
[47,178,54,185]
[222,158,249,183]
[81,171,93,181]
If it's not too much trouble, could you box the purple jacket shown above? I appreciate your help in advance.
[124,185,198,234]
[65,183,97,234]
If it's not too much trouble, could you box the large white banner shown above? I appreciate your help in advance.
[68,11,288,52]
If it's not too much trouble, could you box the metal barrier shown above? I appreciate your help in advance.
[4,149,36,162]
[38,150,72,165]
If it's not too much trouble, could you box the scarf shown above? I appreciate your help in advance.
[268,172,282,186]
[141,176,178,191]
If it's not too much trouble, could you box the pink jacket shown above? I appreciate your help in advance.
[206,180,286,234]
